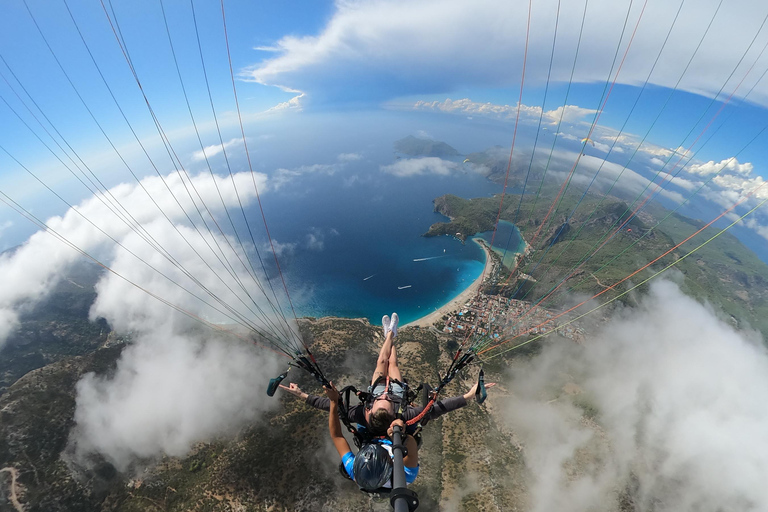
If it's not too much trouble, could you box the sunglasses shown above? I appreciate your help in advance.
[373,393,400,403]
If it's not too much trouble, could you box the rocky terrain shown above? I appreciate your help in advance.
[0,307,545,511]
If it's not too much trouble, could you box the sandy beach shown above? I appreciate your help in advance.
[403,238,496,329]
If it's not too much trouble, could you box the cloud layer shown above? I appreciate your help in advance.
[245,0,768,107]
[505,281,768,511]
[0,168,291,468]
[0,170,273,346]
[72,329,279,471]
[413,98,598,125]
[380,156,460,177]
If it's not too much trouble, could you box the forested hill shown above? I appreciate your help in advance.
[393,135,460,157]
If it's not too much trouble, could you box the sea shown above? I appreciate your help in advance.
[250,148,525,325]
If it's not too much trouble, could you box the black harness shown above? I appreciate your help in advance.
[336,377,426,498]
[337,377,425,448]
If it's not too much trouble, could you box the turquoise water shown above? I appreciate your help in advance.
[475,220,525,268]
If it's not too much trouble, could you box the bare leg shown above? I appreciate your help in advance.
[372,331,395,384]
[388,345,402,382]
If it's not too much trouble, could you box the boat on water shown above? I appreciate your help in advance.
[363,274,376,281]
[413,255,444,262]
[398,285,412,290]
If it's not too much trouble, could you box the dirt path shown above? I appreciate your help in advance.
[0,467,24,512]
[590,272,610,289]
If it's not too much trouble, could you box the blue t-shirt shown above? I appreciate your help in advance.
[342,439,419,486]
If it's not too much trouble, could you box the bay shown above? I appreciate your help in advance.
[250,158,522,325]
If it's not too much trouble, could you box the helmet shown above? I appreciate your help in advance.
[352,443,393,491]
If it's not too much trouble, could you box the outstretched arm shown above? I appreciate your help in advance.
[463,380,496,401]
[279,383,309,401]
[404,381,498,424]
[280,383,366,427]
[388,419,419,468]
[325,383,351,458]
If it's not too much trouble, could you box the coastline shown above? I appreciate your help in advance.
[403,237,496,329]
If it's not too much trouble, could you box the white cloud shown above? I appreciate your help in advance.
[270,156,362,189]
[599,133,635,146]
[267,93,304,112]
[342,174,361,187]
[547,149,685,205]
[668,175,700,192]
[306,233,324,250]
[638,143,673,158]
[412,98,597,125]
[380,157,459,177]
[681,158,768,229]
[72,330,279,471]
[542,105,598,124]
[243,0,768,107]
[304,226,339,251]
[673,145,693,159]
[191,138,242,162]
[742,216,768,240]
[296,163,340,174]
[590,141,611,153]
[266,239,297,257]
[271,168,302,190]
[0,308,19,347]
[712,172,768,200]
[688,158,754,177]
[253,45,282,52]
[505,281,768,512]
[0,168,290,469]
[413,98,519,118]
[337,152,362,162]
[271,164,336,189]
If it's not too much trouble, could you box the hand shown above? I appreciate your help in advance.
[387,418,405,437]
[324,381,340,402]
[463,381,496,401]
[278,383,307,400]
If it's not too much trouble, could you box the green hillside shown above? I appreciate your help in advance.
[426,188,768,335]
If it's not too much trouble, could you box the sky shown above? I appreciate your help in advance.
[3,0,768,248]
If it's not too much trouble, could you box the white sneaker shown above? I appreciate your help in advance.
[390,312,399,337]
[382,315,391,336]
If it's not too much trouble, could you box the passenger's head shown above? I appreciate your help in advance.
[353,443,393,491]
[368,407,394,436]
[371,396,395,415]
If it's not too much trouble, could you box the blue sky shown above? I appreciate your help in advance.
[3,0,768,252]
